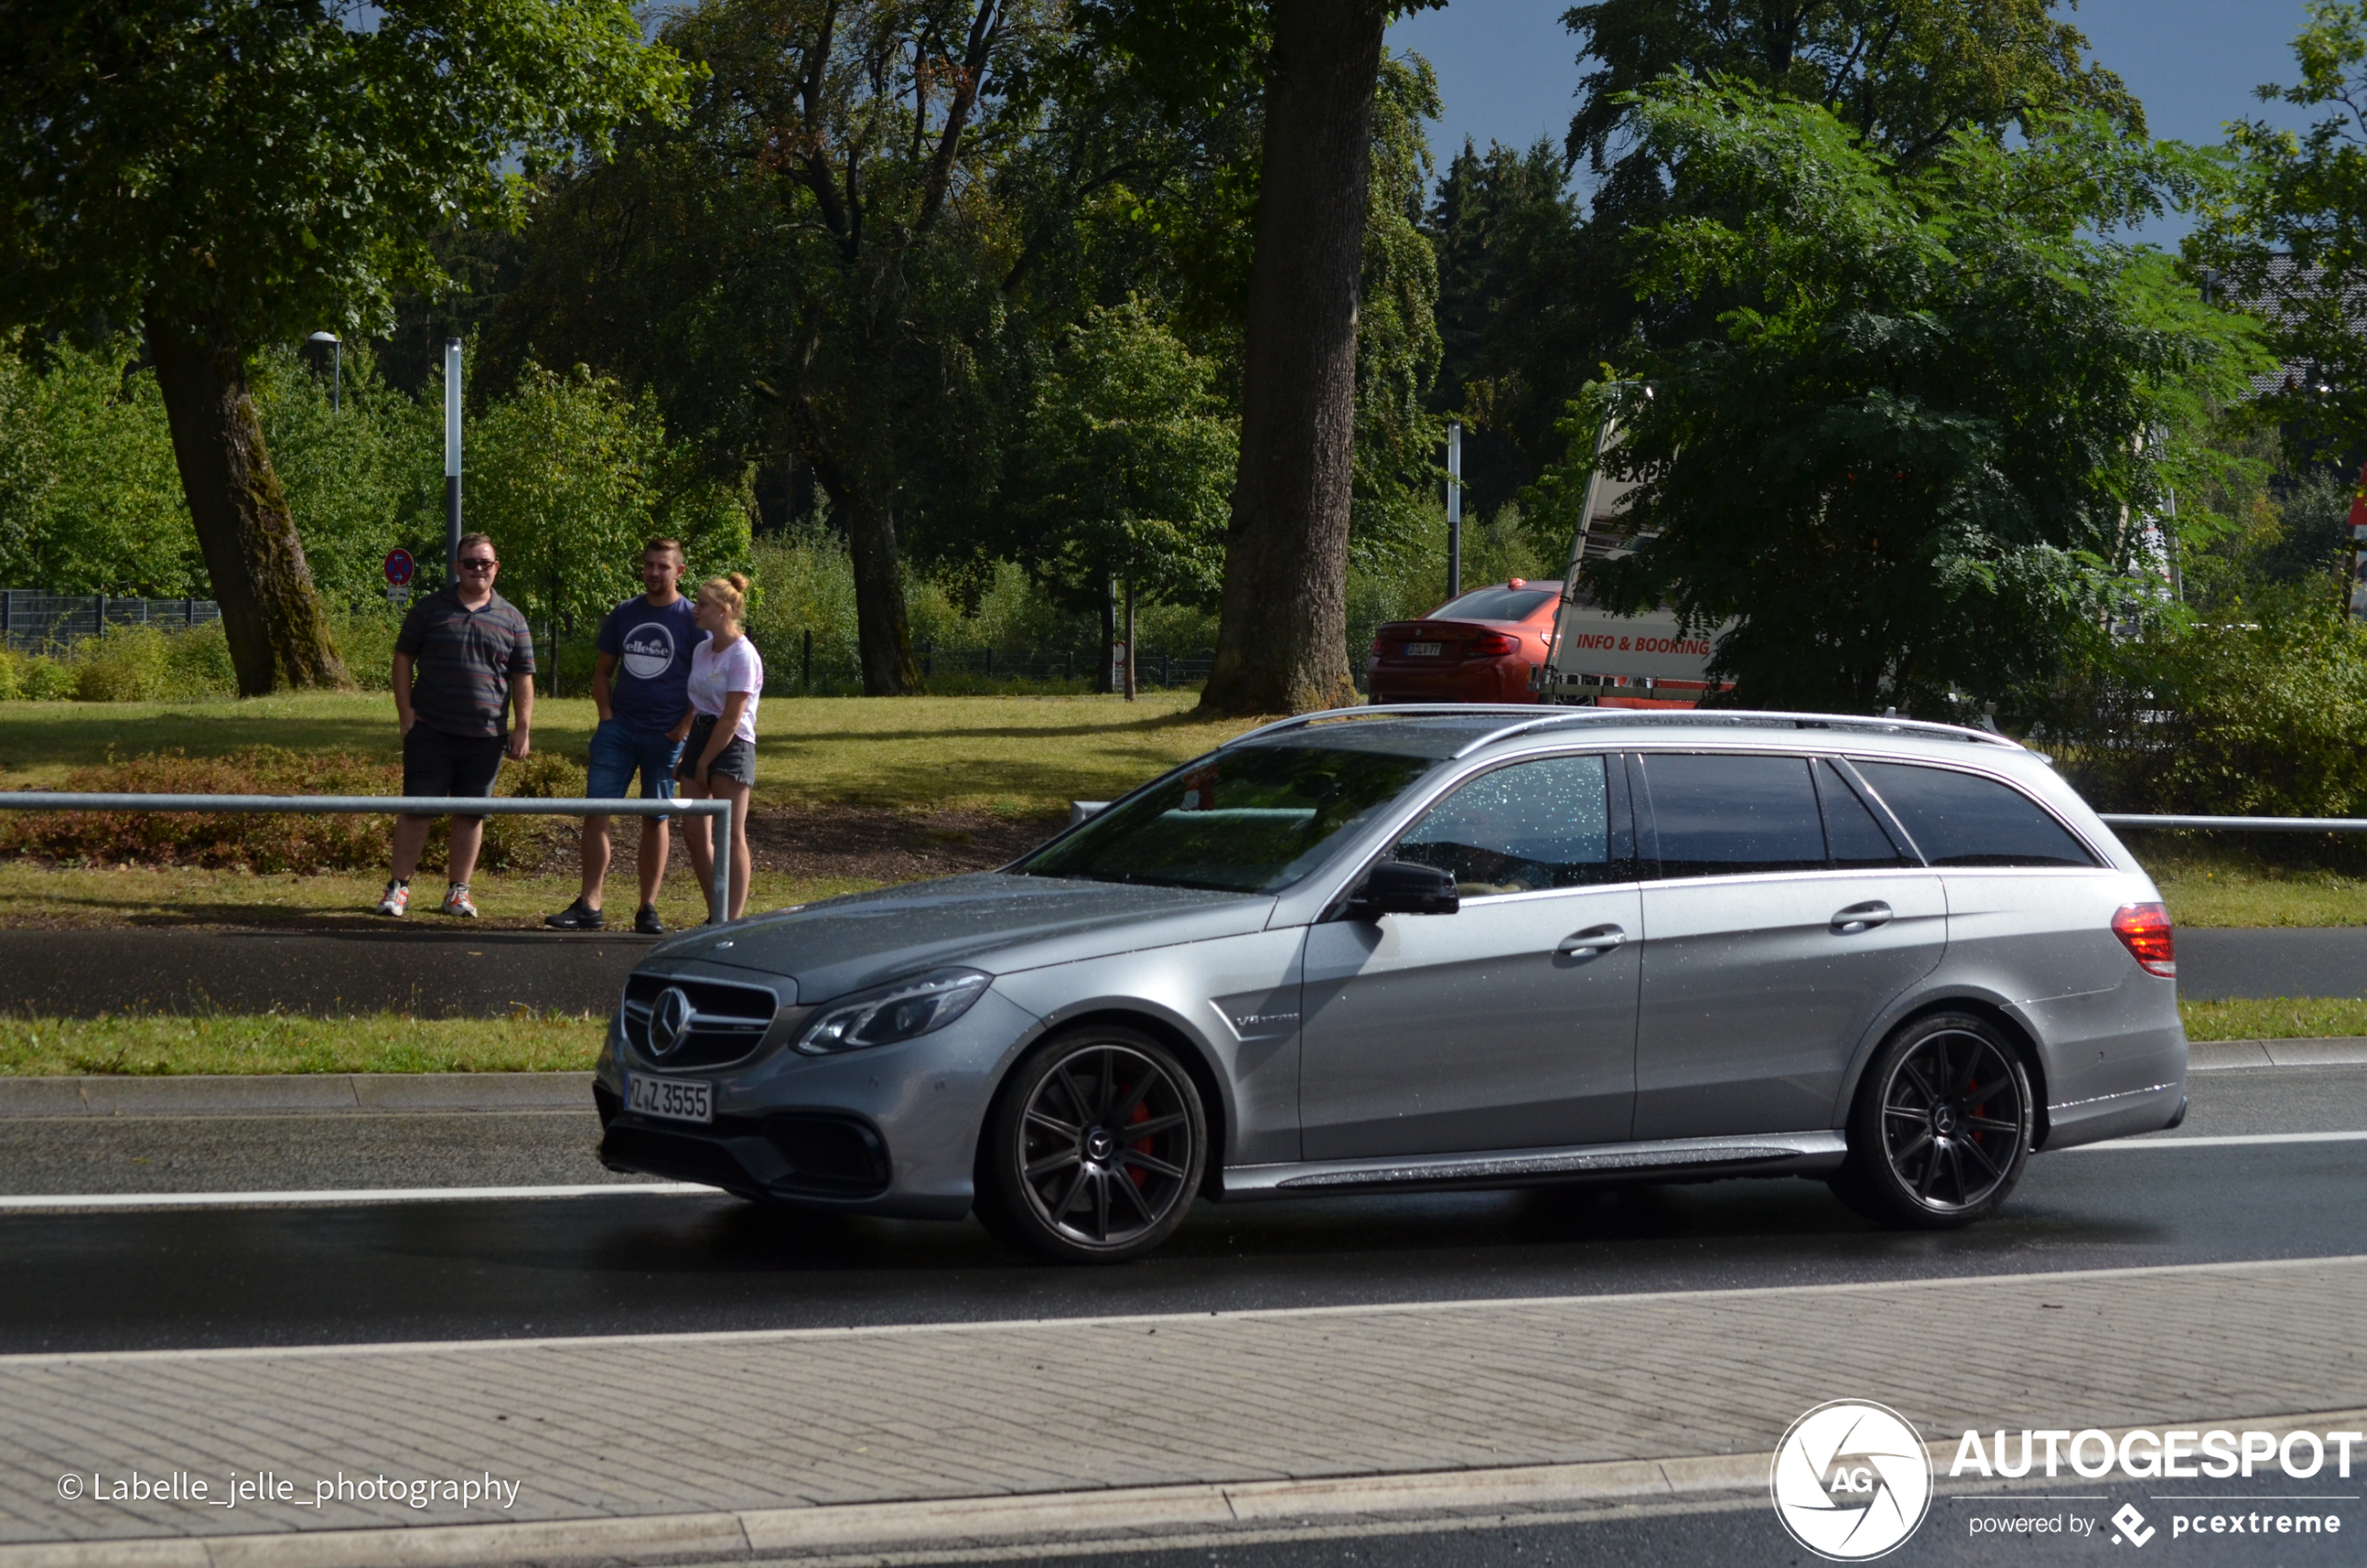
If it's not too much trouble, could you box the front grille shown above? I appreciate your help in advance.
[621,973,780,1069]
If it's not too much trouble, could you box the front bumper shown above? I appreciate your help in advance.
[593,987,1039,1219]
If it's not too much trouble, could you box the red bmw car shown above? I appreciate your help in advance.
[1366,580,1561,704]
[1365,579,1709,707]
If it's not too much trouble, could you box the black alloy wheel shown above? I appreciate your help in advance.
[1835,1013,2032,1229]
[977,1028,1206,1263]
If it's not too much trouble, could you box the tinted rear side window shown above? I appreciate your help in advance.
[1816,760,1916,869]
[1853,762,2098,867]
[1641,754,1827,878]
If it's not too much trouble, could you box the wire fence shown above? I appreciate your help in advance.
[1,592,222,652]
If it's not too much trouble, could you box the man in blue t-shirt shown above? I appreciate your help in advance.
[547,539,701,934]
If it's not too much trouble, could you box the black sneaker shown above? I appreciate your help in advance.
[544,898,605,931]
[635,905,665,936]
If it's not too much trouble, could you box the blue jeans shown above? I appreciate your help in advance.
[587,719,683,813]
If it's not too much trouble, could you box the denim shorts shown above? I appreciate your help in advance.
[587,719,683,810]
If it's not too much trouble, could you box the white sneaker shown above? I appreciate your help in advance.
[440,883,478,918]
[376,881,410,918]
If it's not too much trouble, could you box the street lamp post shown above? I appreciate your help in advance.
[1445,421,1462,601]
[306,331,340,412]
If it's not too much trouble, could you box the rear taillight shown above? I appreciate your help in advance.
[1468,633,1518,657]
[1370,634,1385,655]
[2113,902,2175,978]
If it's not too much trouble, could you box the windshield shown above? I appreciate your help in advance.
[1430,586,1556,622]
[1017,744,1437,893]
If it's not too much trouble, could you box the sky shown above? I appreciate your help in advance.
[1385,0,2325,243]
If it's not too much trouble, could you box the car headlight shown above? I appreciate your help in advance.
[794,968,992,1055]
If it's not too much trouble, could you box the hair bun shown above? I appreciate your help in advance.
[728,572,750,593]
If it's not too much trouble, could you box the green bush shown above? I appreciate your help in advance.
[2050,609,2367,817]
[0,649,21,701]
[19,654,74,700]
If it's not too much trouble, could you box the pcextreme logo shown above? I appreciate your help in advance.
[1771,1400,1935,1561]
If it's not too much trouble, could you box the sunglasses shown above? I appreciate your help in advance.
[458,557,498,569]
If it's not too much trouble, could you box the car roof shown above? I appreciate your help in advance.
[1225,703,2026,764]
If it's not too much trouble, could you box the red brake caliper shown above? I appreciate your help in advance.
[1128,1098,1152,1188]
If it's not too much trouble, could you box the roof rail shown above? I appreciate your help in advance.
[1447,707,2024,757]
[1222,702,2022,758]
[1221,703,1546,749]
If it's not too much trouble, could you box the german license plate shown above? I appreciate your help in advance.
[1405,641,1442,657]
[625,1073,712,1124]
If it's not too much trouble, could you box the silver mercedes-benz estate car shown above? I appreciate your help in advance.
[595,706,2186,1262]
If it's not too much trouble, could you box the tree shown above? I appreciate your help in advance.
[0,0,688,693]
[0,339,198,595]
[2190,2,2367,466]
[470,362,752,668]
[1198,0,1434,715]
[495,0,1037,696]
[1016,303,1236,692]
[1544,82,2261,715]
[1437,0,2144,494]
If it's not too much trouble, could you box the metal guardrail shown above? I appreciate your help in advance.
[2100,814,2367,833]
[0,793,734,924]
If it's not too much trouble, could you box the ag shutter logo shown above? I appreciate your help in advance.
[1771,1400,1934,1561]
[620,622,677,681]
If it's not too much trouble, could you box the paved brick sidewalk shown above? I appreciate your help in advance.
[5,1255,2364,1547]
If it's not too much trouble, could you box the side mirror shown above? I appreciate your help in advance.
[1348,860,1459,919]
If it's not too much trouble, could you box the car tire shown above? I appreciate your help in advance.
[1837,1012,2033,1229]
[975,1026,1208,1263]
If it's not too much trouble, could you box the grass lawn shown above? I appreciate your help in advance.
[0,1012,602,1075]
[0,690,1266,814]
[2177,998,2367,1042]
[0,996,2350,1075]
[2123,838,2367,929]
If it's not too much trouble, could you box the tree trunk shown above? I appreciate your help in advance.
[1123,576,1137,702]
[838,490,919,695]
[1197,0,1389,716]
[146,318,348,696]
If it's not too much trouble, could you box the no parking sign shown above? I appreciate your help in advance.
[384,548,414,607]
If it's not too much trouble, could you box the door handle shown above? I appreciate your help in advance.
[1556,924,1627,959]
[1831,901,1894,934]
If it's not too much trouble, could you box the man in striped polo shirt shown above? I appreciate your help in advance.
[377,531,536,918]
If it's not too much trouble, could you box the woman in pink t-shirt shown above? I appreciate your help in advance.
[669,573,763,921]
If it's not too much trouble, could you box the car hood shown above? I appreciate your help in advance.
[648,872,1276,1002]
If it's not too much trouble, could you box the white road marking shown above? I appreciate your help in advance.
[0,1181,701,1210]
[2067,1129,2367,1152]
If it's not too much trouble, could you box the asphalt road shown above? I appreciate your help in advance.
[2,922,2362,1020]
[3,1064,2364,1357]
[2178,927,2367,1001]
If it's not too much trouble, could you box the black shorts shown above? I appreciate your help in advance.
[403,723,505,816]
[677,714,757,788]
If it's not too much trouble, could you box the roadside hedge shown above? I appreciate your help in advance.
[0,746,584,873]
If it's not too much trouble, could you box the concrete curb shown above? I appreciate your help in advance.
[0,1452,1772,1568]
[2188,1037,2367,1070]
[0,1073,593,1119]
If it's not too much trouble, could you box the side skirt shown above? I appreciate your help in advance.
[1217,1130,1849,1200]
